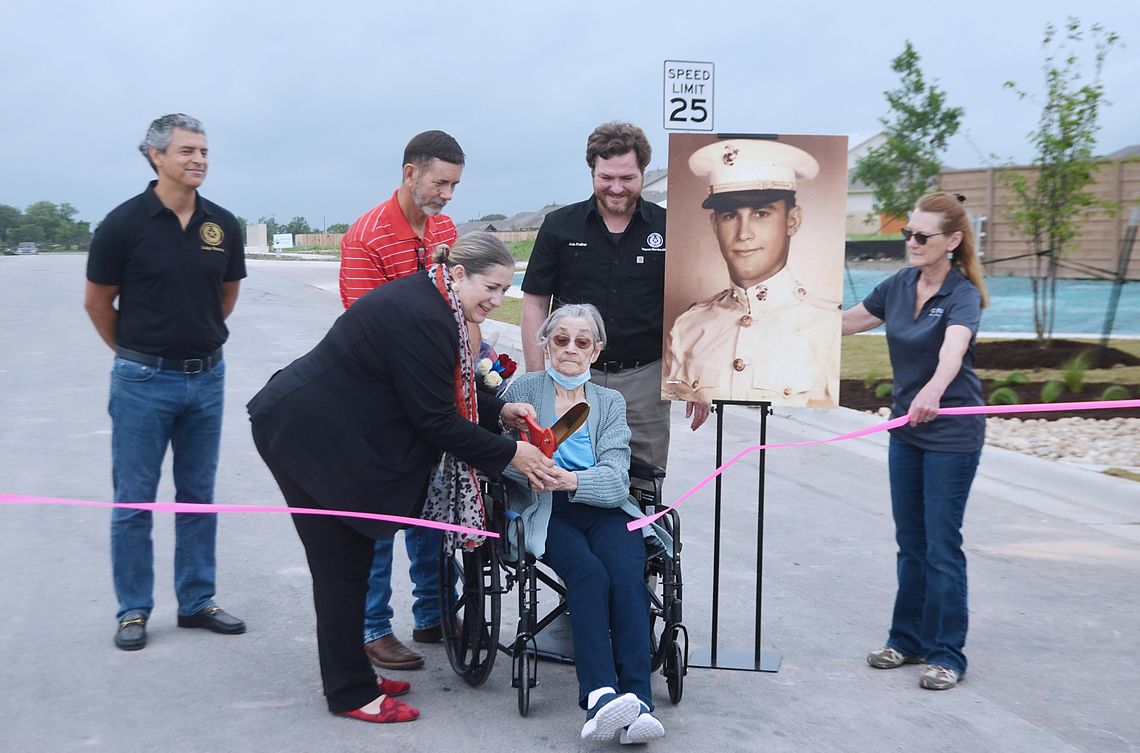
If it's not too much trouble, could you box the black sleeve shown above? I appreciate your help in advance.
[476,389,506,433]
[224,213,247,282]
[86,212,129,285]
[521,222,559,296]
[378,304,516,475]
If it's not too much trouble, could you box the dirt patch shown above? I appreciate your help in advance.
[974,339,1139,370]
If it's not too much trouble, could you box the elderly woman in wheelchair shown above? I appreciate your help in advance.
[501,303,667,744]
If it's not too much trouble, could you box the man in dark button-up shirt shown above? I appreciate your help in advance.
[522,122,709,469]
[84,114,247,652]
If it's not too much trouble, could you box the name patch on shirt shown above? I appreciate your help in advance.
[568,241,588,247]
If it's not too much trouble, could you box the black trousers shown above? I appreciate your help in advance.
[252,429,380,713]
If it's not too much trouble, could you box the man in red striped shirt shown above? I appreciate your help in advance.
[339,130,465,671]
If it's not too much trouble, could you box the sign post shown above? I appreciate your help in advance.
[272,233,294,258]
[663,60,715,132]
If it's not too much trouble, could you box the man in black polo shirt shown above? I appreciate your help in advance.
[85,113,247,651]
[521,122,710,469]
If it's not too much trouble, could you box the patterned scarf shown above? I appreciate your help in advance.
[420,263,488,550]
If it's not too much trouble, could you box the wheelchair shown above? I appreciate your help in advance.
[437,457,688,716]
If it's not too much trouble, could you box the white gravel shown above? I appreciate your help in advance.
[873,409,1140,469]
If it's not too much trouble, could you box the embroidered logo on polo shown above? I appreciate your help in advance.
[928,307,945,318]
[647,232,664,248]
[200,222,224,246]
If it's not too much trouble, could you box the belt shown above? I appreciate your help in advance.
[116,346,223,374]
[595,358,657,374]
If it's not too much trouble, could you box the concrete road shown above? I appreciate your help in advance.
[1,254,1137,753]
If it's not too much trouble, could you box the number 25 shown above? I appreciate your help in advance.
[669,98,708,123]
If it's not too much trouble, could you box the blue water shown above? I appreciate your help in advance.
[511,270,1138,335]
[843,269,1139,335]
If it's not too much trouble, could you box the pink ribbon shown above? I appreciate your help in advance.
[628,398,1140,531]
[3,400,1135,538]
[0,494,499,539]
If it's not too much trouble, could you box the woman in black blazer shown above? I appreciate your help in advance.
[248,232,554,723]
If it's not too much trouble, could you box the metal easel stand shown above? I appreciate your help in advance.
[689,400,781,673]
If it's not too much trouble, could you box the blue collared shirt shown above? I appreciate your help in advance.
[863,267,984,452]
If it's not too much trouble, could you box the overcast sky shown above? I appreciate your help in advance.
[2,1,1137,229]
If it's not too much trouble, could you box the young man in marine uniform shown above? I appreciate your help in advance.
[663,138,840,406]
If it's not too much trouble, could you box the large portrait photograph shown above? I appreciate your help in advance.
[660,133,848,407]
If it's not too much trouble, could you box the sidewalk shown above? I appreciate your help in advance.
[1,256,1136,753]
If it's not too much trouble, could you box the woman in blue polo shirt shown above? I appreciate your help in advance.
[842,192,988,691]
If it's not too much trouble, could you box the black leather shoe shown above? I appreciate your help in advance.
[114,612,147,651]
[177,605,246,634]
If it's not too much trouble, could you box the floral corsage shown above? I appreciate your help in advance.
[476,343,518,396]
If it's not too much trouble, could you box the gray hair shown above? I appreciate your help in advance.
[431,231,514,276]
[536,304,607,348]
[138,114,205,172]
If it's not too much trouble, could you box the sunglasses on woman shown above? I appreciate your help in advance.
[901,228,944,245]
[550,334,595,350]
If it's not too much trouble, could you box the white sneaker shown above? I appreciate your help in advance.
[620,704,665,744]
[581,690,641,741]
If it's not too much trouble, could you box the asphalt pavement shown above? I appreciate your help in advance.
[1,255,1137,753]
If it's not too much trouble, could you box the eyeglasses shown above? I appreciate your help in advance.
[901,229,945,245]
[550,334,595,350]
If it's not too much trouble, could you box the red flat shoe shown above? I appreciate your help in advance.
[378,677,411,697]
[339,696,420,724]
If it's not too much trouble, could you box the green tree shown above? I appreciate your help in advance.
[478,213,507,221]
[1003,18,1119,345]
[283,216,312,235]
[236,216,248,244]
[0,203,22,243]
[852,41,964,224]
[7,201,90,248]
[257,215,281,238]
[326,222,349,233]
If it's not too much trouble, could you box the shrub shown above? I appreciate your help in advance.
[1100,385,1130,401]
[874,382,894,399]
[863,370,881,389]
[1040,380,1064,403]
[988,387,1021,405]
[994,371,1030,388]
[1062,352,1090,394]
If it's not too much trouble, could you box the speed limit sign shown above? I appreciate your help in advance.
[663,60,714,131]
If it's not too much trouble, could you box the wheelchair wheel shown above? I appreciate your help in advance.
[440,541,501,687]
[664,636,685,704]
[512,634,537,716]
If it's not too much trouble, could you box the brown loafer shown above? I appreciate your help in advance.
[364,634,424,670]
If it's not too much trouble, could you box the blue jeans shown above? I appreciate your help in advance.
[543,492,652,711]
[886,436,980,674]
[108,356,225,621]
[362,527,446,642]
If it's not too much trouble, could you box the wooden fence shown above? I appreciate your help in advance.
[938,159,1140,280]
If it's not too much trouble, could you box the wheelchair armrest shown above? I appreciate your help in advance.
[630,457,666,481]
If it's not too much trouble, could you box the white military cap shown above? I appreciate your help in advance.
[689,139,819,209]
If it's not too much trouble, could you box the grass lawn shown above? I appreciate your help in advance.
[842,335,1140,387]
[509,239,535,262]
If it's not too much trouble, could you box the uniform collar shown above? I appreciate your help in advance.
[384,188,446,242]
[728,266,804,312]
[142,179,207,220]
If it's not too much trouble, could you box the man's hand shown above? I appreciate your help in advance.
[685,401,711,430]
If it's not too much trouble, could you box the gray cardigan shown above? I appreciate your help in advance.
[501,371,669,558]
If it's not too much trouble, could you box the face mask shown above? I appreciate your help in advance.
[546,365,591,390]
